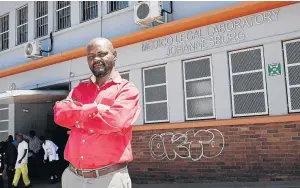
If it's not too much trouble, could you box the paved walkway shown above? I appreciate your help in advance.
[8,180,300,188]
[132,181,300,188]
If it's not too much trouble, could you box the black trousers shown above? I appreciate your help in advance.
[47,161,58,178]
[6,168,15,188]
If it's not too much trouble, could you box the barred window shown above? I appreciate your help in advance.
[35,1,48,38]
[0,14,9,51]
[80,1,98,22]
[107,1,128,14]
[228,47,268,117]
[56,1,71,31]
[16,5,28,45]
[0,104,9,142]
[143,65,169,123]
[183,56,215,120]
[120,72,129,81]
[283,39,300,113]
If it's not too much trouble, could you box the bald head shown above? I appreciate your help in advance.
[87,38,115,54]
[86,37,117,78]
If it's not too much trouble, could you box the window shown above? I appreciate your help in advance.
[0,14,9,51]
[228,46,268,117]
[183,56,215,120]
[80,1,98,22]
[56,1,71,31]
[35,1,48,38]
[0,104,9,142]
[107,1,128,14]
[143,65,169,123]
[16,5,28,45]
[283,39,300,113]
[120,72,129,81]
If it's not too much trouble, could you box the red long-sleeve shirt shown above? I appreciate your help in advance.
[53,71,140,170]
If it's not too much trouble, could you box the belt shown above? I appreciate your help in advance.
[69,162,127,178]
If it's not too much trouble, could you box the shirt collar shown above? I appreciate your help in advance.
[89,70,122,85]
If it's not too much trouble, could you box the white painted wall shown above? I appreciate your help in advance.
[0,3,299,127]
[0,1,238,69]
[14,103,54,137]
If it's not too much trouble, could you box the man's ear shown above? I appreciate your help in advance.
[113,50,117,60]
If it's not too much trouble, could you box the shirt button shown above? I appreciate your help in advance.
[90,129,94,133]
[82,140,85,143]
[81,156,84,159]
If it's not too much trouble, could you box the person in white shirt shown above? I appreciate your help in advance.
[40,136,59,183]
[12,134,31,188]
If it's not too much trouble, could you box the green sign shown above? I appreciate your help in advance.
[268,63,281,76]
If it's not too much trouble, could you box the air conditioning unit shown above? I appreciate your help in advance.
[134,1,163,27]
[24,41,42,59]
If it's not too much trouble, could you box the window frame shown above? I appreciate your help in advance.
[283,38,300,113]
[16,5,28,45]
[182,56,216,121]
[55,1,71,31]
[0,13,9,51]
[228,46,268,117]
[107,1,129,14]
[142,64,169,124]
[35,1,48,38]
[80,1,98,23]
[0,106,9,141]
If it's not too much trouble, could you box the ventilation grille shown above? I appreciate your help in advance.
[284,39,300,112]
[229,47,268,117]
[137,3,150,20]
[183,56,215,120]
[0,105,9,141]
[143,65,168,123]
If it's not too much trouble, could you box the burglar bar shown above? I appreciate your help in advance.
[107,1,128,14]
[81,1,98,22]
[16,5,28,45]
[56,1,71,31]
[35,1,48,38]
[0,14,9,51]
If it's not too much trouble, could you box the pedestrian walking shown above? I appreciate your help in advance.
[4,139,17,188]
[54,37,140,188]
[12,134,31,188]
[40,136,59,183]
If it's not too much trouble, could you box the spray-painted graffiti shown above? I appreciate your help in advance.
[149,129,224,161]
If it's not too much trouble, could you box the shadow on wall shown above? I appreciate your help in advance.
[14,103,54,136]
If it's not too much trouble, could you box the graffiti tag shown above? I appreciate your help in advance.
[149,129,224,161]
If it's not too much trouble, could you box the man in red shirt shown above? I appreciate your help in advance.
[53,37,140,188]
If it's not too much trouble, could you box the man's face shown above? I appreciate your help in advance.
[87,41,116,78]
[16,136,22,143]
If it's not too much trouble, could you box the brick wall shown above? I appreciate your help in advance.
[129,122,300,184]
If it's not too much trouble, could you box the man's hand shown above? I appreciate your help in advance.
[97,103,110,113]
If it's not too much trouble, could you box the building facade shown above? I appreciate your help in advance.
[0,1,300,184]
